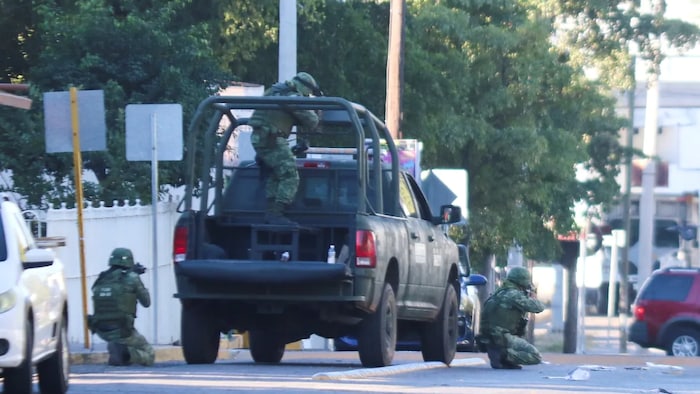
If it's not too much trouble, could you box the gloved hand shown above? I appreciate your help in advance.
[291,139,309,156]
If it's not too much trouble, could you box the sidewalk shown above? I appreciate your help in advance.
[70,312,662,365]
[534,309,665,356]
[69,335,244,365]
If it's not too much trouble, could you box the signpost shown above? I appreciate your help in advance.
[44,88,107,348]
[126,104,182,344]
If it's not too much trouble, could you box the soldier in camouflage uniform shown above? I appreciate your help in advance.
[249,72,321,225]
[88,248,155,366]
[478,266,545,369]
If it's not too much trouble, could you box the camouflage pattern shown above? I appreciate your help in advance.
[479,278,545,366]
[249,80,319,205]
[113,329,155,366]
[89,256,153,366]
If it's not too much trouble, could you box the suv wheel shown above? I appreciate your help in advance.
[4,317,33,394]
[37,317,69,394]
[665,327,700,357]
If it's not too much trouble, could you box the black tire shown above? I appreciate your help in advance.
[181,303,220,364]
[421,284,458,364]
[665,327,700,357]
[457,315,477,353]
[37,317,69,394]
[249,330,285,363]
[4,317,33,394]
[357,283,397,368]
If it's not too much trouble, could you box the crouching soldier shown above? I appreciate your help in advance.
[478,266,545,369]
[88,248,155,366]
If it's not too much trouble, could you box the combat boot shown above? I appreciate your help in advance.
[264,200,297,226]
[487,344,522,370]
[107,342,131,366]
[486,344,504,369]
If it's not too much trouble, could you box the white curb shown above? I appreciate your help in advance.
[312,357,486,380]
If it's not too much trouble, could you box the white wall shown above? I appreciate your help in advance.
[46,201,181,348]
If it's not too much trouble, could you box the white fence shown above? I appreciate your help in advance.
[45,201,181,348]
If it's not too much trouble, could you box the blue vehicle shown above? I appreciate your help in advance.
[334,244,487,352]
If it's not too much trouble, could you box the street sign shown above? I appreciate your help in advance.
[44,90,106,152]
[125,104,182,161]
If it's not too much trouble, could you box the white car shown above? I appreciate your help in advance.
[0,201,69,394]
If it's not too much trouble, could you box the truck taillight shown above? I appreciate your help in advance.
[173,226,188,263]
[355,230,376,268]
[634,305,645,321]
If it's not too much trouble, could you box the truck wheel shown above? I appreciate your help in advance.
[181,303,220,364]
[665,327,700,356]
[249,330,285,363]
[4,317,33,394]
[421,284,458,364]
[37,317,69,394]
[358,282,397,368]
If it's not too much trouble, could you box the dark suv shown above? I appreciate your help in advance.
[629,267,700,356]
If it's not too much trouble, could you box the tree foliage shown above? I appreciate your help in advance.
[1,0,231,207]
[4,0,681,266]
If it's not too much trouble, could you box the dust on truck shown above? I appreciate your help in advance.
[172,95,464,368]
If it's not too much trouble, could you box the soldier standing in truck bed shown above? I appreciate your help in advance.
[248,72,321,226]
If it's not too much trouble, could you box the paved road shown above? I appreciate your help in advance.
[61,311,700,394]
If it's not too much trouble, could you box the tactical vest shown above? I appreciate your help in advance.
[249,83,297,138]
[482,287,522,334]
[89,269,137,340]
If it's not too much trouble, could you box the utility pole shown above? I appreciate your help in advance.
[619,56,636,353]
[386,0,405,139]
[279,0,297,82]
[637,0,665,292]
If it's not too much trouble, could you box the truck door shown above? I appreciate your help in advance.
[399,173,441,311]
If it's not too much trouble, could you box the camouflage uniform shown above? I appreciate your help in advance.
[88,248,155,366]
[249,72,320,224]
[479,268,545,369]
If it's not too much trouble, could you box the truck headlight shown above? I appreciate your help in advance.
[0,289,17,313]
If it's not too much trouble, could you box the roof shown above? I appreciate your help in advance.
[0,83,32,109]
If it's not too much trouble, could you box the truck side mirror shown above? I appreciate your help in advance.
[440,205,462,224]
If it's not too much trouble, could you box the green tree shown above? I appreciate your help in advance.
[4,0,231,207]
[400,0,625,266]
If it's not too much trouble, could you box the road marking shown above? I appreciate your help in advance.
[312,357,485,380]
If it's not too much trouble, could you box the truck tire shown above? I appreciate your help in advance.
[249,330,285,363]
[358,282,397,368]
[421,284,458,364]
[181,303,220,364]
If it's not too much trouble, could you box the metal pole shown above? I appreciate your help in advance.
[70,87,90,349]
[278,0,297,82]
[576,218,588,354]
[619,65,635,352]
[151,113,159,344]
[637,65,659,293]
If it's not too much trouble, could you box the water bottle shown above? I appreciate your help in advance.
[327,244,336,264]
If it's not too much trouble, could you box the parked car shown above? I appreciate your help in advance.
[0,200,69,393]
[629,267,700,356]
[335,244,487,352]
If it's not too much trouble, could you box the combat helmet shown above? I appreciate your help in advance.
[109,247,134,269]
[506,266,532,289]
[291,72,323,96]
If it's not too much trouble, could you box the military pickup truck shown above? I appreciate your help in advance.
[172,95,464,368]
